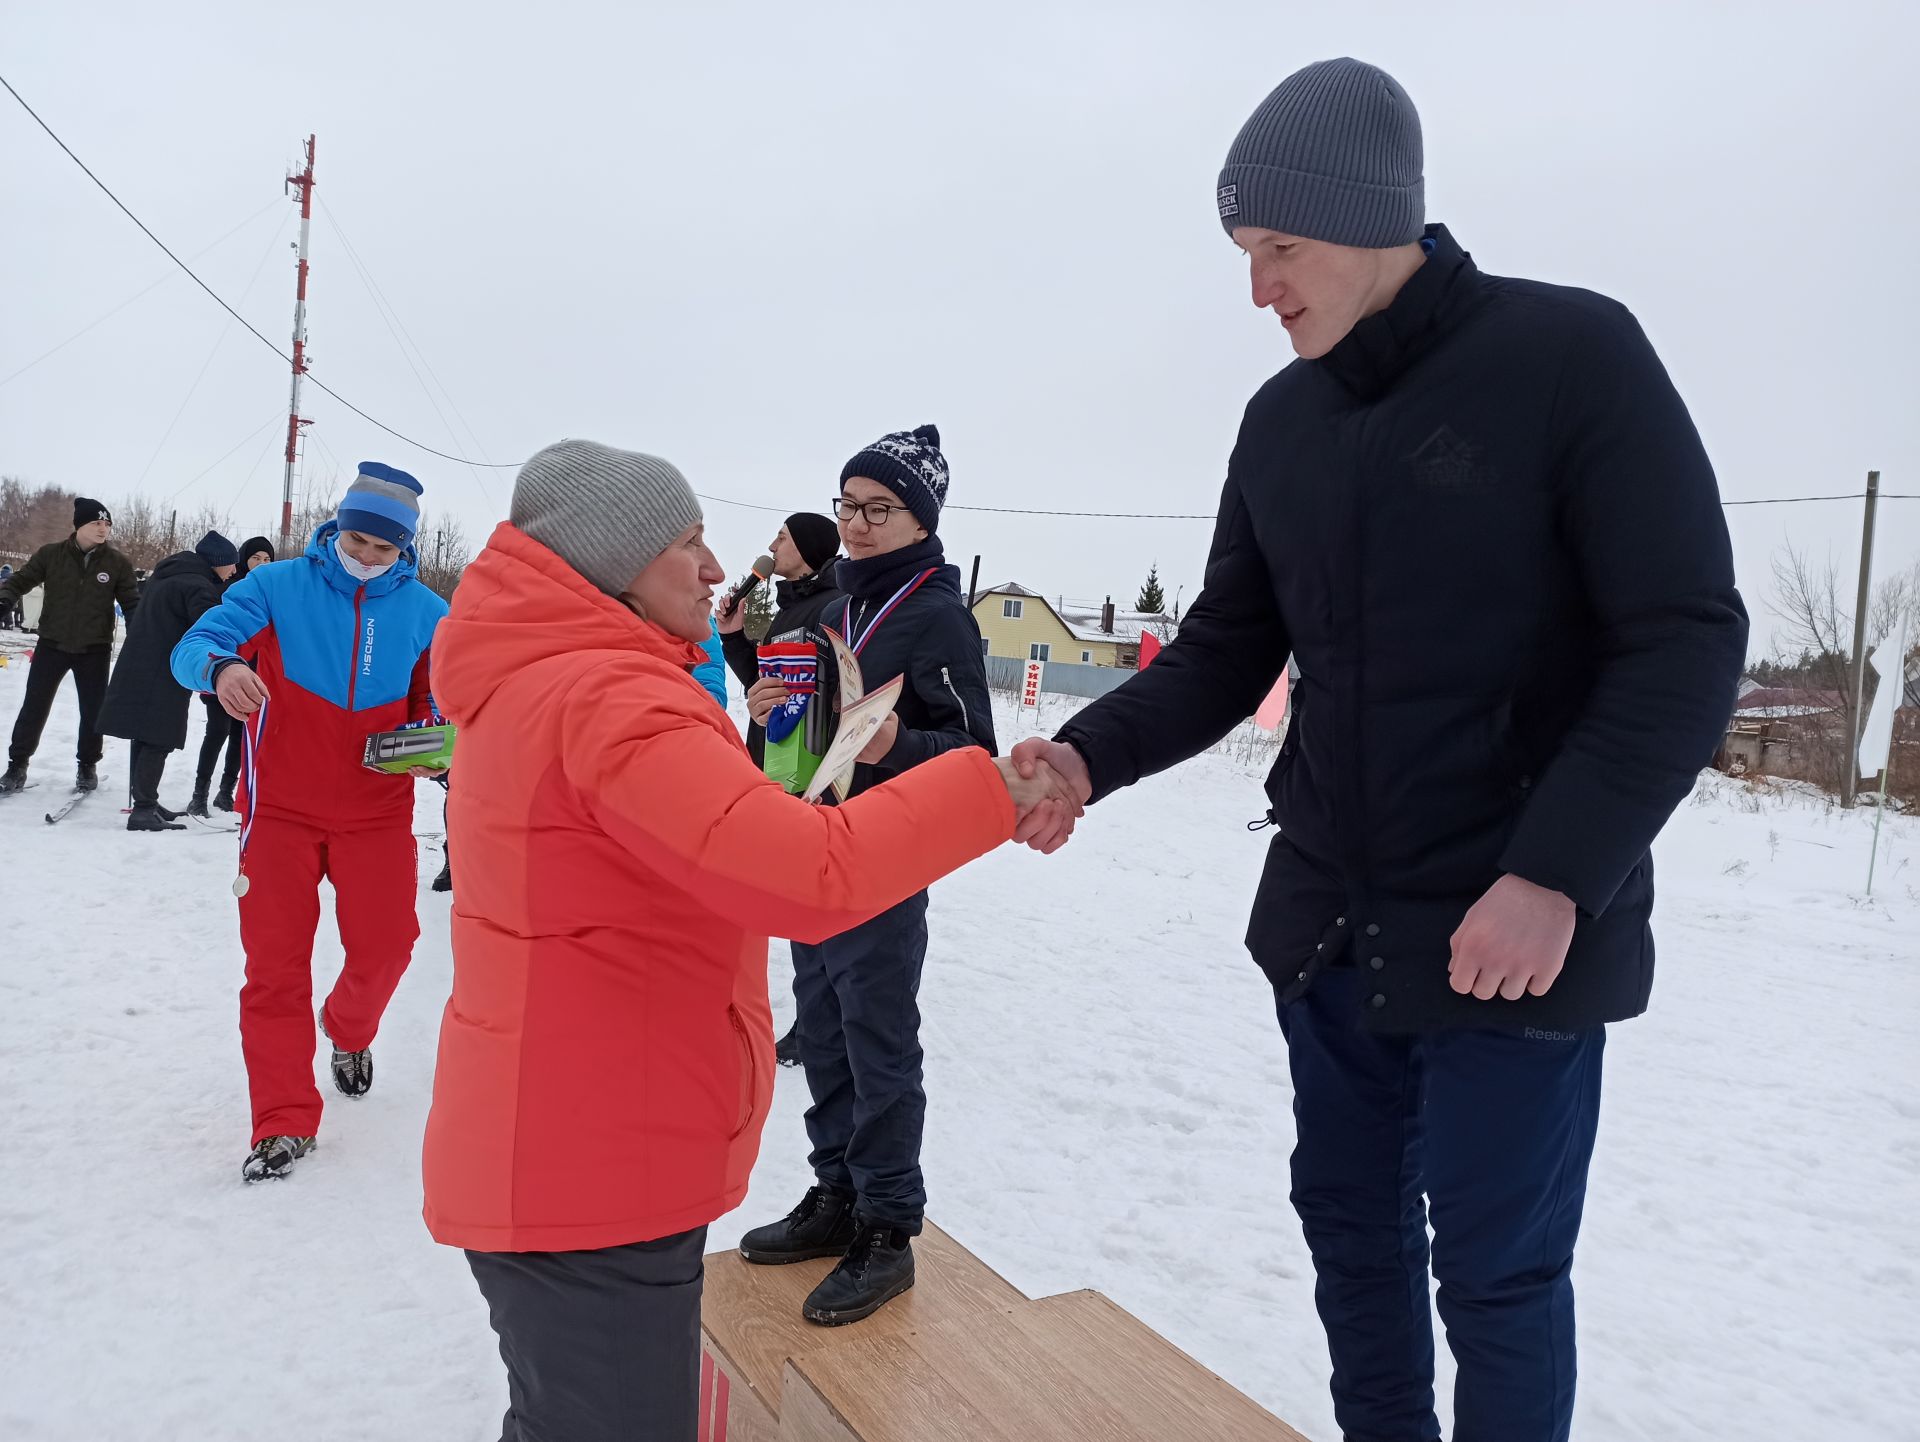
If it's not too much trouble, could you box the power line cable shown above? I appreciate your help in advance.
[0,72,519,468]
[6,75,1913,519]
[318,198,497,506]
[142,208,293,492]
[0,197,281,388]
[1724,493,1917,506]
[165,414,284,503]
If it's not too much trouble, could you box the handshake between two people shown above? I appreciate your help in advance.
[743,676,1092,850]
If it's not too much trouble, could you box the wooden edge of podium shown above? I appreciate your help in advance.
[698,1223,1311,1442]
[1016,1290,1315,1442]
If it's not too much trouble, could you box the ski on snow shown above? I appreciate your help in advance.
[45,781,103,825]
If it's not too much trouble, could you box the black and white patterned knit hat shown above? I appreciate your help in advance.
[840,424,949,535]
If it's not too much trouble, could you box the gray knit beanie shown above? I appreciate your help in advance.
[510,439,703,596]
[1216,58,1424,248]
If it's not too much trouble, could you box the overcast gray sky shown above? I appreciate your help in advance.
[4,1,1914,655]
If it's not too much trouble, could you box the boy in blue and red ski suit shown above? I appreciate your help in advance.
[171,464,448,1180]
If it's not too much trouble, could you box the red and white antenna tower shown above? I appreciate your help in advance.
[278,134,316,553]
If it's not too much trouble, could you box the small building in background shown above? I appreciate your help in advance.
[970,583,1177,669]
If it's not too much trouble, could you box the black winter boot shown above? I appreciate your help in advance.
[802,1220,915,1326]
[213,784,236,812]
[127,805,186,832]
[319,1010,373,1097]
[242,1134,316,1182]
[0,762,26,795]
[75,761,98,792]
[188,783,211,819]
[739,1185,858,1264]
[774,1022,802,1068]
[431,856,452,893]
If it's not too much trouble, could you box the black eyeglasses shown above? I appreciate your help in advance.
[831,497,911,527]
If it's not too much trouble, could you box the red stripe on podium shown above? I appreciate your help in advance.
[698,1351,716,1442]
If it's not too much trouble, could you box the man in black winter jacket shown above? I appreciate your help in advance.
[1014,60,1748,1442]
[716,510,845,1066]
[737,426,1001,1329]
[0,498,141,795]
[100,531,239,830]
[717,510,845,764]
[189,534,276,818]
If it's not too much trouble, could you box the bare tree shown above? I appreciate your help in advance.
[0,477,79,559]
[170,502,239,563]
[110,495,170,570]
[414,511,473,601]
[1767,544,1920,804]
[280,482,342,556]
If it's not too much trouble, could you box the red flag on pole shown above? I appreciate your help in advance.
[1254,673,1290,731]
[1139,632,1163,668]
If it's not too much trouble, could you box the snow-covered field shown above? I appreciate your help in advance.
[2,635,1916,1442]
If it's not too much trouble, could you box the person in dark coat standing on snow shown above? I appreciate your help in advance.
[737,426,1002,1327]
[0,498,140,796]
[189,535,276,818]
[100,531,240,830]
[717,509,845,1065]
[717,510,845,763]
[1012,60,1749,1442]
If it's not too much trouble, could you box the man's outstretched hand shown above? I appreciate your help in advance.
[1009,738,1092,853]
[1449,873,1577,1001]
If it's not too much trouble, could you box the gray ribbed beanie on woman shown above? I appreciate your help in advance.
[511,439,703,596]
[1216,58,1424,248]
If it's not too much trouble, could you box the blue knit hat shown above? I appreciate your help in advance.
[337,462,424,549]
[840,425,949,535]
[194,530,239,568]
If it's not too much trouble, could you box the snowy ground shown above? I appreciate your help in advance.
[2,632,1916,1442]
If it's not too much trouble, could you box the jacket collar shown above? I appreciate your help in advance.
[305,519,420,599]
[777,556,841,606]
[1317,224,1482,402]
[835,538,949,601]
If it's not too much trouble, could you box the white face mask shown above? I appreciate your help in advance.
[335,536,395,583]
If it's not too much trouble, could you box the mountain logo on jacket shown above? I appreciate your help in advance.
[1407,425,1498,493]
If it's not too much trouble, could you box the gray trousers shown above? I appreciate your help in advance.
[466,1227,708,1442]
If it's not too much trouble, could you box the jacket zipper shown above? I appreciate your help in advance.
[728,1007,758,1137]
[346,585,366,711]
[941,666,970,733]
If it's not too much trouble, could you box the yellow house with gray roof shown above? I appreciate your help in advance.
[970,583,1176,669]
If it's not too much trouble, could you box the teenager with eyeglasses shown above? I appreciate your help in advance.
[738,424,1060,1326]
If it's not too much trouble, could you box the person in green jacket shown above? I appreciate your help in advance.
[0,498,140,795]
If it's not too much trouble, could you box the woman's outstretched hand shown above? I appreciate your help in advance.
[992,754,1085,846]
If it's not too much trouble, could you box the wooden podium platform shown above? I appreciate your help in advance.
[698,1222,1311,1442]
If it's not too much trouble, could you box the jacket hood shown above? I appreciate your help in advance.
[305,519,419,599]
[150,550,215,584]
[433,521,708,724]
[777,556,842,608]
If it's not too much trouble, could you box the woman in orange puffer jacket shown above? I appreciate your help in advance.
[423,439,1070,1442]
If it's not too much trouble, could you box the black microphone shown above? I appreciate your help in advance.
[719,555,775,618]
